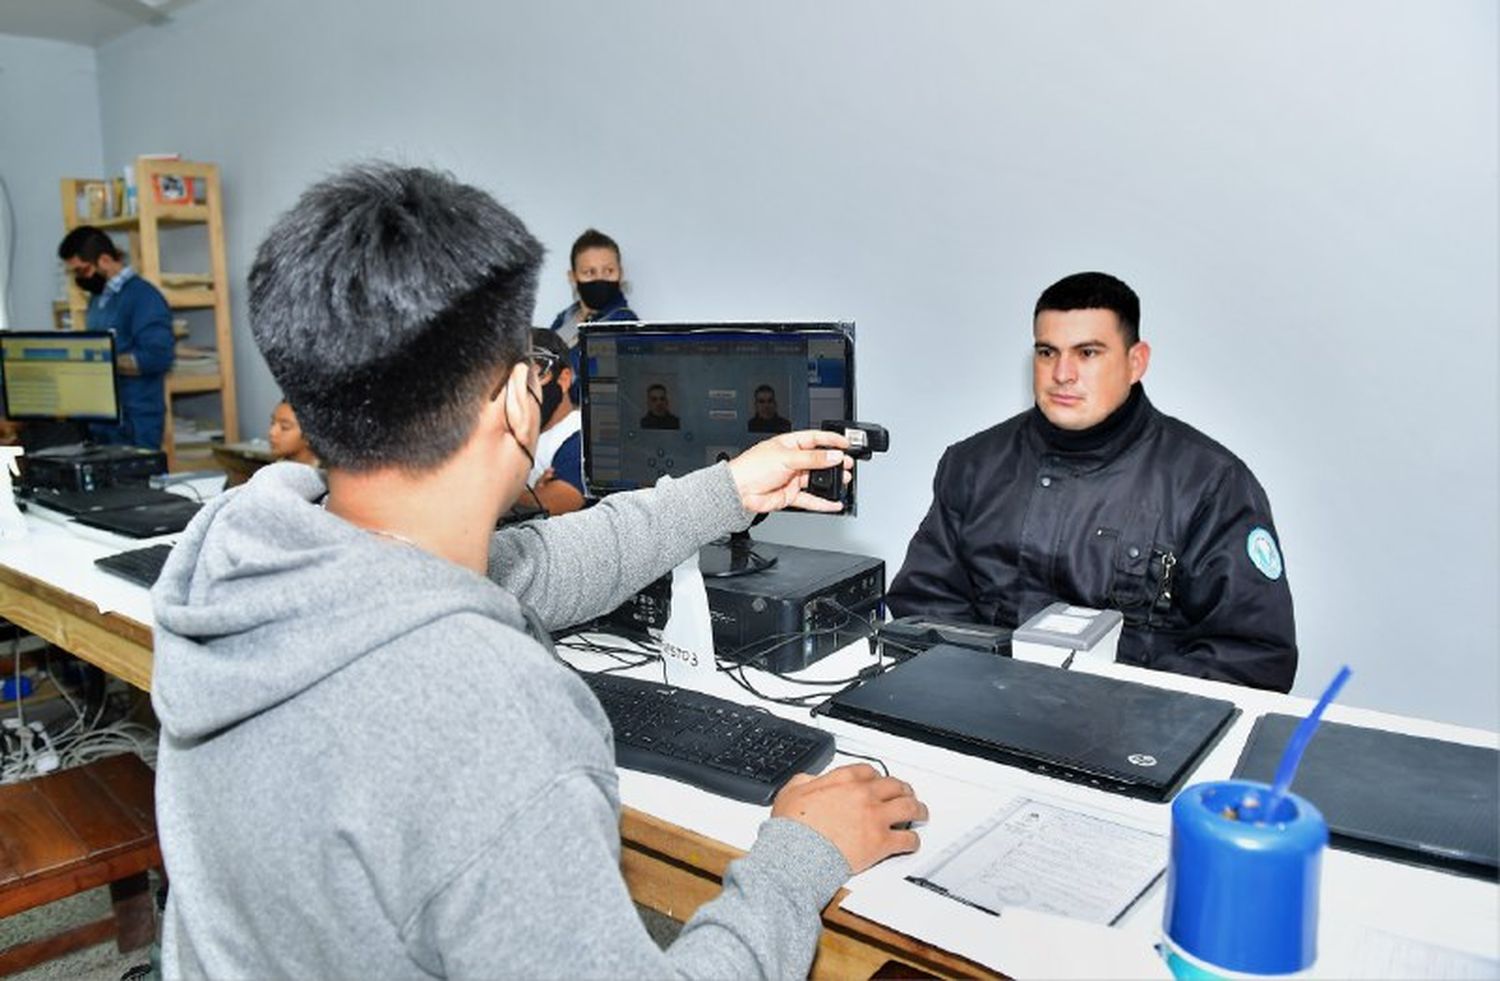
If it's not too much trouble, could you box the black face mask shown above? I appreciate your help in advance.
[539,376,564,423]
[75,273,108,295]
[576,279,623,313]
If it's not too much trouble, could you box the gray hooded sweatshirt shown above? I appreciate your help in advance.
[151,461,849,979]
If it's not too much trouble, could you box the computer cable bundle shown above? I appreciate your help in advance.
[554,630,663,675]
[0,642,157,784]
[558,595,907,711]
[715,597,895,710]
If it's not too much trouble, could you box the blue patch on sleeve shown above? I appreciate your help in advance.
[1246,526,1284,581]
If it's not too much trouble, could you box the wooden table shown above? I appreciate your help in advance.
[0,558,992,979]
[0,561,153,692]
[209,441,274,488]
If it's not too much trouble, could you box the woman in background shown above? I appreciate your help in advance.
[547,228,637,345]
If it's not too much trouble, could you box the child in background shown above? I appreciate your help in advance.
[268,400,318,466]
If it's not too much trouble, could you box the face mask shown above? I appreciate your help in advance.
[539,376,564,423]
[576,279,623,313]
[75,273,108,295]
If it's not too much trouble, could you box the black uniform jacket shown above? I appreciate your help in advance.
[887,386,1297,692]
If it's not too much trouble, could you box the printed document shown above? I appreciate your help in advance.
[907,797,1165,925]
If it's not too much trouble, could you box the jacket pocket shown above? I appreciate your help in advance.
[1104,504,1162,623]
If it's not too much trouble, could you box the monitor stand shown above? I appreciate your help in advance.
[700,526,778,578]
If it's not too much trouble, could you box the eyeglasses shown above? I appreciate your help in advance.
[490,349,564,402]
[527,350,563,378]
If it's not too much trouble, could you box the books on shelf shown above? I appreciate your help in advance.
[173,343,220,375]
[160,273,214,288]
[172,416,225,448]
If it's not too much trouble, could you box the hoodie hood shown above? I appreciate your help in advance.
[151,462,533,740]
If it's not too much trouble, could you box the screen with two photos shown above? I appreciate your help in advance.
[578,322,854,500]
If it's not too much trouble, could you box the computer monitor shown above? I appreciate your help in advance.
[0,331,121,425]
[578,321,855,575]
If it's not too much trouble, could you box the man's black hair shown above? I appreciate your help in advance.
[1034,272,1141,346]
[569,228,620,270]
[646,383,667,395]
[754,384,776,399]
[528,328,571,378]
[57,226,122,263]
[249,163,544,472]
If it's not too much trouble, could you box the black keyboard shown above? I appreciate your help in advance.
[93,544,175,588]
[580,671,835,805]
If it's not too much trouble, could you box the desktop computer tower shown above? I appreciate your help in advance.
[21,445,168,493]
[705,541,884,674]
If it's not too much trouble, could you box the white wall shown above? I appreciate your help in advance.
[79,0,1500,727]
[0,35,103,328]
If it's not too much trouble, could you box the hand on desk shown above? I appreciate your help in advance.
[728,430,851,514]
[772,763,927,874]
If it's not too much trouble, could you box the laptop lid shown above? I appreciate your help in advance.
[1232,713,1498,880]
[29,485,183,517]
[818,645,1237,801]
[73,498,201,539]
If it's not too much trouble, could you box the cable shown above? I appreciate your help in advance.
[1,643,158,784]
[10,629,23,728]
[169,480,205,502]
[718,596,889,680]
[834,747,890,778]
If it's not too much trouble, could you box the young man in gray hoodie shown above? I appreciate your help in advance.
[149,164,926,979]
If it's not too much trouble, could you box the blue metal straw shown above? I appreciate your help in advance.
[1259,665,1352,822]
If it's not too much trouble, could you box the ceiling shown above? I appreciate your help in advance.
[0,0,198,49]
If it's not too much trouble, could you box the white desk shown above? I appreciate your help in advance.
[5,511,1495,979]
[557,637,1500,980]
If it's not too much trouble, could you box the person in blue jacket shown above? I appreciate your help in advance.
[546,228,638,345]
[58,226,175,450]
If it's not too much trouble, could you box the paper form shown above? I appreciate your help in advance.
[907,797,1166,925]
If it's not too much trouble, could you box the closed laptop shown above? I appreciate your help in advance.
[29,485,182,517]
[818,644,1237,801]
[1233,713,1498,880]
[73,498,202,539]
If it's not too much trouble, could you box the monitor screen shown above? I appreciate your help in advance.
[0,331,121,424]
[579,321,854,504]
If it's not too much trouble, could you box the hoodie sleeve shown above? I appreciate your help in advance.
[487,463,753,630]
[407,771,849,979]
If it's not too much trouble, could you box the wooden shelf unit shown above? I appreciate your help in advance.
[59,158,239,469]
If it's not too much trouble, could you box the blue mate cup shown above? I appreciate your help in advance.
[1163,779,1327,977]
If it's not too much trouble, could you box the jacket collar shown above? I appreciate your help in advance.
[1025,383,1155,469]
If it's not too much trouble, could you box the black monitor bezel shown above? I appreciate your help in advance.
[0,330,122,425]
[577,320,857,513]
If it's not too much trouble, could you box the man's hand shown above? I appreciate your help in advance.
[726,429,852,513]
[771,764,927,874]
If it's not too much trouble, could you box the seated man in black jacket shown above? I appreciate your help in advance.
[887,272,1297,692]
